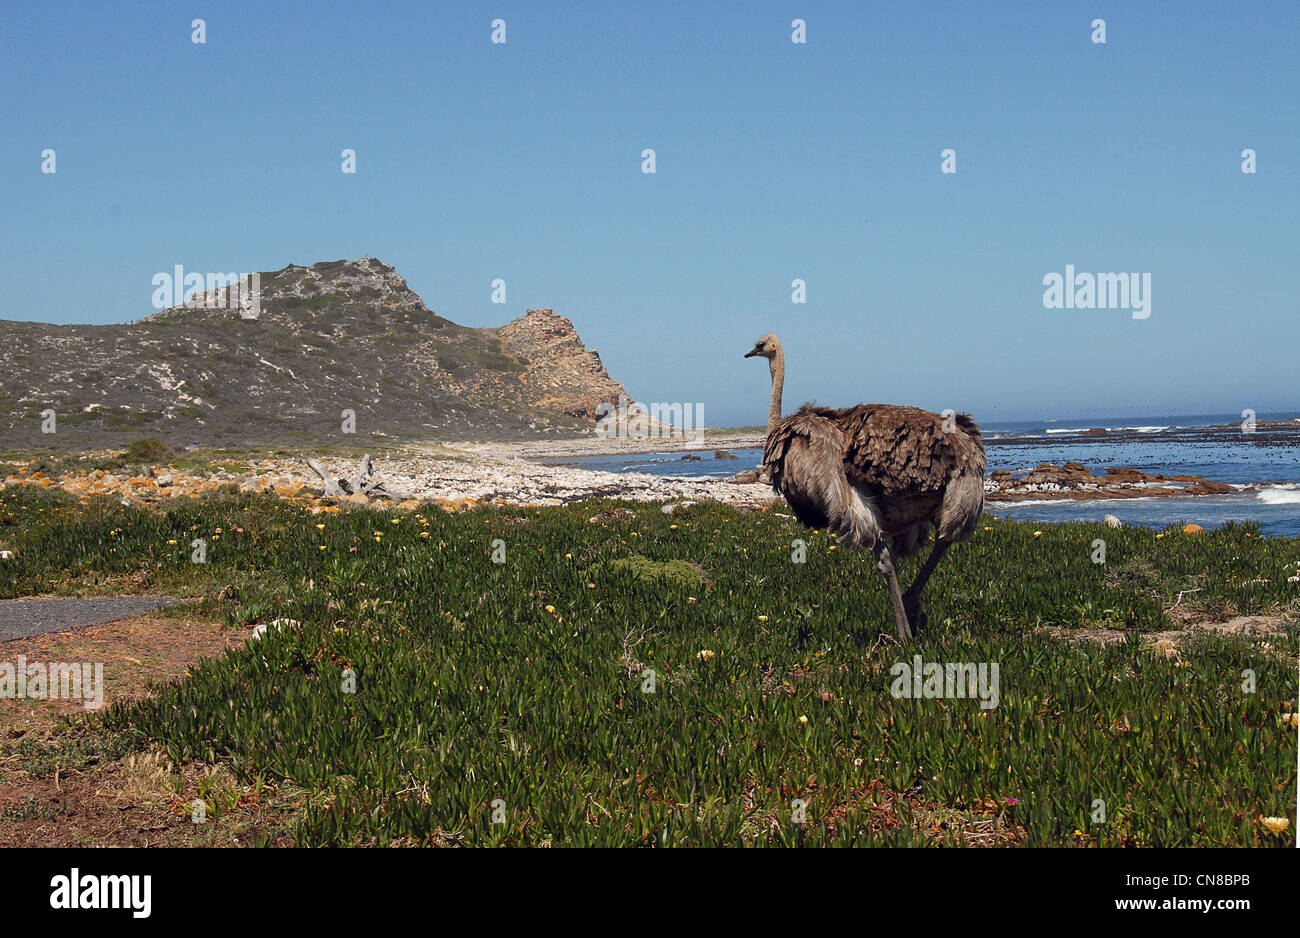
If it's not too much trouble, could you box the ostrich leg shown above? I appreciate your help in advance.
[902,540,951,635]
[874,545,914,641]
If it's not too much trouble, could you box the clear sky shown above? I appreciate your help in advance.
[2,1,1296,427]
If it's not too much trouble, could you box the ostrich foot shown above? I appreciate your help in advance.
[902,593,928,635]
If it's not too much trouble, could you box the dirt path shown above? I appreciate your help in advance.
[1040,614,1294,655]
[0,596,181,641]
[0,610,297,847]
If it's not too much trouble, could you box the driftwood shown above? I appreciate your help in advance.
[305,454,409,500]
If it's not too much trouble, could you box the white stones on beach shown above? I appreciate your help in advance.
[1104,514,1122,528]
[662,501,698,515]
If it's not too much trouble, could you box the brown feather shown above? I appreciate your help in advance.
[797,403,985,496]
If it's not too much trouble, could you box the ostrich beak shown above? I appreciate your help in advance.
[744,348,759,358]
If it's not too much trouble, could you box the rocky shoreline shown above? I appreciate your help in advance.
[983,461,1243,503]
[0,438,1268,512]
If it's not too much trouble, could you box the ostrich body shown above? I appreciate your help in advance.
[745,333,985,641]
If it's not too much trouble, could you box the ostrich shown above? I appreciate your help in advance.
[745,333,985,641]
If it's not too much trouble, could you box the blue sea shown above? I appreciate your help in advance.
[542,413,1300,536]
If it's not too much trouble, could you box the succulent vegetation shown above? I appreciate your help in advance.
[1,487,1295,846]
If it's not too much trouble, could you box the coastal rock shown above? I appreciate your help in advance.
[1104,467,1156,484]
[728,470,760,484]
[1183,480,1234,495]
[681,454,702,461]
[713,450,738,460]
[662,500,698,515]
[1022,462,1097,486]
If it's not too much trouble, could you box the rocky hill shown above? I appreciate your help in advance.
[0,258,632,450]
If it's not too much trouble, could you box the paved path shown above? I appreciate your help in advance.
[0,597,181,642]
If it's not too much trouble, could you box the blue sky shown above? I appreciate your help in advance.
[2,1,1296,427]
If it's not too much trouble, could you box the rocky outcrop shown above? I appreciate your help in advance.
[493,308,627,420]
[986,461,1246,501]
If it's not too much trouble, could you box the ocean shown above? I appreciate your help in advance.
[541,412,1300,536]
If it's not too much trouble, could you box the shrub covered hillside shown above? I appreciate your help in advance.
[1,487,1296,846]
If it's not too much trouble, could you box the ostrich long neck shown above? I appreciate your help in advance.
[767,345,785,431]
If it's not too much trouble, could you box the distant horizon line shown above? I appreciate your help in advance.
[709,409,1300,432]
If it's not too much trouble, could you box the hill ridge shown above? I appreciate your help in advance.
[0,258,630,448]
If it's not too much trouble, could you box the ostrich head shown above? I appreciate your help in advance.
[744,334,781,360]
[744,334,785,431]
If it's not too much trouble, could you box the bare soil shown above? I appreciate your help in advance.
[0,612,300,847]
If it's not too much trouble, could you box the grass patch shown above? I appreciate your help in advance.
[0,488,1294,845]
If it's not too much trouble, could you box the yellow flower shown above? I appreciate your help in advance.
[757,615,769,622]
[1262,816,1290,833]
[670,524,678,530]
[420,531,430,538]
[391,518,400,524]
[798,715,808,725]
[1033,531,1043,537]
[565,553,572,559]
[1286,713,1300,728]
[696,649,715,660]
[319,545,326,551]
[317,523,325,530]
[545,605,556,614]
[167,539,177,545]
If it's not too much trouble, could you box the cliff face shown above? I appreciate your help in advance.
[0,258,630,449]
[494,308,626,420]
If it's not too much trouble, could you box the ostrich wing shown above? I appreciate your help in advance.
[801,403,986,495]
[762,410,854,533]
